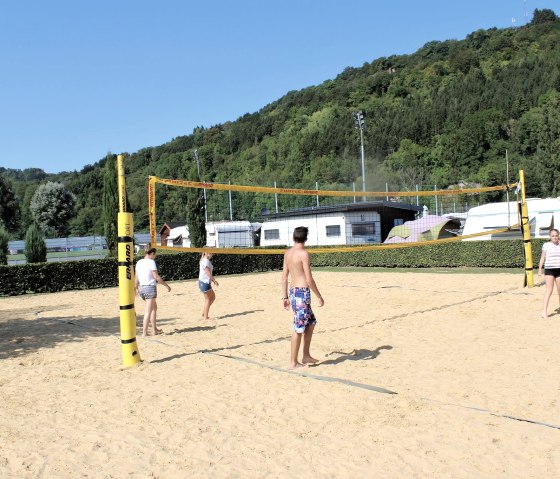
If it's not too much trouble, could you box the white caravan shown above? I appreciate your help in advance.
[462,198,560,240]
[205,221,262,248]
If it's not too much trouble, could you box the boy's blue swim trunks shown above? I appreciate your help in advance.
[289,287,317,333]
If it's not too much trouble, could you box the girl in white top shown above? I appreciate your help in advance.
[135,247,171,335]
[538,228,560,318]
[199,252,219,320]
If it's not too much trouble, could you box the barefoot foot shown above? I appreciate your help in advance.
[288,362,308,370]
[302,355,319,365]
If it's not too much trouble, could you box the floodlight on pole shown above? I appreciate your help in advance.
[194,149,207,222]
[354,111,366,201]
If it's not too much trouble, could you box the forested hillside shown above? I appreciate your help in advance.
[1,9,559,238]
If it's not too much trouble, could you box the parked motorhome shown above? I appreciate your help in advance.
[260,202,421,247]
[462,198,560,241]
[205,221,262,248]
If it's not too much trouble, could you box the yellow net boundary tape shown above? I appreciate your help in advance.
[148,176,519,255]
[151,176,516,198]
[153,225,518,255]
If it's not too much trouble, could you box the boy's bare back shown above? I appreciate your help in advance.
[283,246,310,288]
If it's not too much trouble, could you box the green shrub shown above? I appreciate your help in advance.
[0,239,545,296]
[24,223,47,264]
[0,227,9,265]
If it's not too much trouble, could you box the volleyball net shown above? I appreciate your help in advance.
[147,176,522,255]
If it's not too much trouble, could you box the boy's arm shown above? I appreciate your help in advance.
[302,251,324,307]
[281,253,290,309]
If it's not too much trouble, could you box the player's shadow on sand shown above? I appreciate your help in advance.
[321,345,393,365]
[168,325,219,335]
[215,309,264,320]
[149,352,196,364]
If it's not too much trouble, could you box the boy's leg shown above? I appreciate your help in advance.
[302,324,318,364]
[290,331,303,369]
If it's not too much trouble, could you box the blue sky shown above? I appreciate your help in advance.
[0,0,557,174]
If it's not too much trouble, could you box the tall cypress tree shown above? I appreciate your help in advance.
[187,188,206,247]
[102,153,119,255]
[186,160,206,247]
[24,223,47,263]
[0,226,9,265]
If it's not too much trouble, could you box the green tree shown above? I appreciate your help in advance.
[531,9,558,24]
[381,139,432,187]
[0,175,21,233]
[102,154,119,255]
[186,163,206,247]
[29,182,76,237]
[0,227,9,265]
[24,223,47,263]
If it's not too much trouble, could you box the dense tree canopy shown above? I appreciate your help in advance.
[29,182,76,237]
[3,10,560,237]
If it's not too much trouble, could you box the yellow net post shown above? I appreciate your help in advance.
[518,169,534,287]
[117,154,141,366]
[148,176,157,247]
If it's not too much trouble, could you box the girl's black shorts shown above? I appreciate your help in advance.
[544,268,560,278]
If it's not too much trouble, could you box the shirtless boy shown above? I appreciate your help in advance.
[281,226,325,369]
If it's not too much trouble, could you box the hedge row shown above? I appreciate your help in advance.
[0,239,546,296]
[0,252,284,296]
[312,238,545,269]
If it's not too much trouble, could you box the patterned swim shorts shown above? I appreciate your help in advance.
[139,284,157,300]
[289,287,317,333]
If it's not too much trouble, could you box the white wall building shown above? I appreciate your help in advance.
[260,202,421,247]
[166,225,191,248]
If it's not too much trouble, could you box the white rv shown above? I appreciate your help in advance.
[462,198,559,241]
[205,221,262,248]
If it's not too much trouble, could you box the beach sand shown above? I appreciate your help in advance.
[1,270,559,478]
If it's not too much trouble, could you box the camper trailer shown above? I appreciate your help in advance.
[462,198,560,241]
[205,221,262,248]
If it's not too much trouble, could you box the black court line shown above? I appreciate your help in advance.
[37,286,520,356]
[204,351,560,431]
[36,313,560,432]
[421,397,560,431]
[202,351,397,395]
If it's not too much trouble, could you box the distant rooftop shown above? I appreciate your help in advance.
[262,201,422,220]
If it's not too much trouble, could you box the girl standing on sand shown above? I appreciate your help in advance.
[538,228,560,318]
[199,251,219,320]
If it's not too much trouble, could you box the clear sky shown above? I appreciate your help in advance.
[0,0,557,174]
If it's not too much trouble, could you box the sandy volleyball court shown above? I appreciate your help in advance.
[1,269,559,478]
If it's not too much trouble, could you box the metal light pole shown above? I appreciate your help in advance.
[194,149,207,222]
[354,111,366,202]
